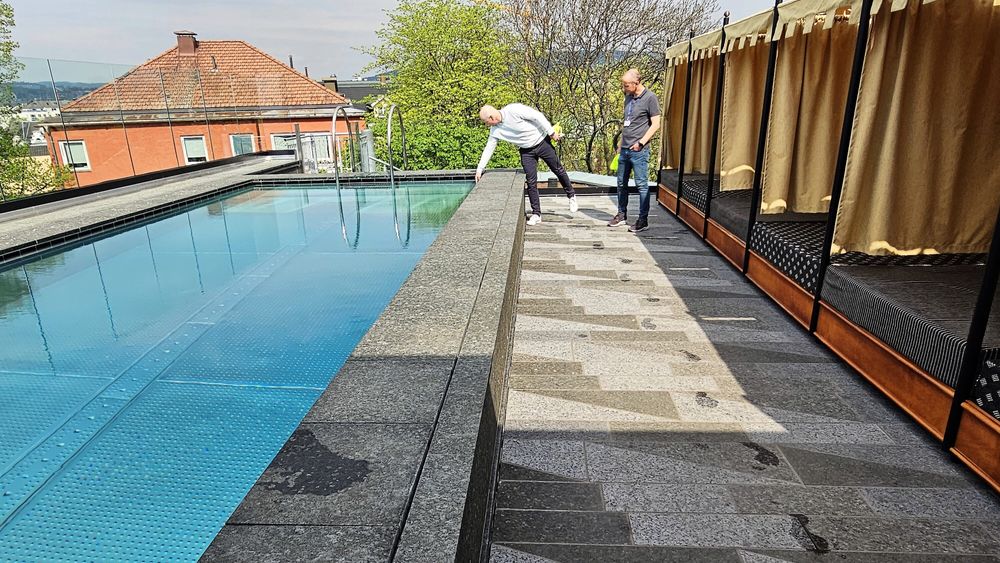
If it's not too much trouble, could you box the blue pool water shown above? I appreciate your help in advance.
[0,182,472,561]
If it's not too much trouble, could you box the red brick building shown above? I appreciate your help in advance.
[44,32,365,186]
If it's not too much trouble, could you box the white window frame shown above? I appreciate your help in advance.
[270,132,334,163]
[181,135,209,165]
[229,133,256,157]
[58,140,91,172]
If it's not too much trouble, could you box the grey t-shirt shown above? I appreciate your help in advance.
[622,88,661,148]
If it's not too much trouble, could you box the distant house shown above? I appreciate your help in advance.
[43,31,365,186]
[318,75,389,116]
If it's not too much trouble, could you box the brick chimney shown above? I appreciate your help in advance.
[175,31,198,56]
[320,75,339,92]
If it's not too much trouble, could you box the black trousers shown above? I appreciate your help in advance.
[519,138,575,215]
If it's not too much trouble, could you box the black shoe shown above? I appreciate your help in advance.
[629,219,649,233]
[608,213,628,227]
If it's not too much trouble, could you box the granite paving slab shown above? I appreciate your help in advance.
[490,195,1000,561]
[207,171,526,561]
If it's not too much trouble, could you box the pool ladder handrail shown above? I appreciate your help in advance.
[386,104,408,183]
[332,105,361,187]
[385,104,411,247]
[332,106,362,247]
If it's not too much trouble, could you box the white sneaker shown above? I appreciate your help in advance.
[569,196,578,213]
[526,214,542,226]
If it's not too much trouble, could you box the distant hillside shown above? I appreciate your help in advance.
[12,81,106,104]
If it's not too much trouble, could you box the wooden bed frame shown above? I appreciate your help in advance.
[815,302,1000,493]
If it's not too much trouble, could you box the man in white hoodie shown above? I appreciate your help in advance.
[476,104,577,225]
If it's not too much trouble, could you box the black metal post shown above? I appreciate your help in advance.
[742,1,783,273]
[944,204,1000,448]
[702,13,730,238]
[808,0,875,332]
[675,31,695,215]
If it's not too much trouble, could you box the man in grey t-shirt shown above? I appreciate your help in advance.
[608,68,661,232]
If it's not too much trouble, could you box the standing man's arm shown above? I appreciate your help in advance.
[633,115,661,151]
[517,106,558,140]
[476,136,498,183]
[630,91,662,151]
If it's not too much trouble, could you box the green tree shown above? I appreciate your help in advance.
[362,0,521,171]
[0,2,72,201]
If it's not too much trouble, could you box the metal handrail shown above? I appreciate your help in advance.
[332,105,360,187]
[386,104,408,184]
[336,179,362,249]
[391,181,412,248]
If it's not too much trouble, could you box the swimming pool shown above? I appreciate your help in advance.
[0,181,473,561]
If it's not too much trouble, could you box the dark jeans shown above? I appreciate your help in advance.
[520,138,575,215]
[616,146,651,221]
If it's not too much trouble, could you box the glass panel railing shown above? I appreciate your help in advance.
[2,56,371,202]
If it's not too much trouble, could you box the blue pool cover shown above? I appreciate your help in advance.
[0,182,472,561]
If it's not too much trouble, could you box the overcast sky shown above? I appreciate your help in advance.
[11,0,774,82]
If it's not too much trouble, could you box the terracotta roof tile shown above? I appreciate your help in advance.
[62,40,347,112]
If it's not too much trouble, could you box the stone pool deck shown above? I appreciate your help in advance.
[204,171,525,562]
[491,196,1000,562]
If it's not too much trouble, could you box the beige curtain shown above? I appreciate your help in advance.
[661,62,688,170]
[833,0,1000,255]
[720,41,771,191]
[683,53,721,174]
[760,17,856,214]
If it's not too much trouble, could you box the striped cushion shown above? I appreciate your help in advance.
[832,253,987,267]
[709,189,753,242]
[821,264,1000,391]
[750,221,827,292]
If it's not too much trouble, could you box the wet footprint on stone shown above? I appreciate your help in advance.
[620,273,631,282]
[641,318,657,330]
[742,441,781,470]
[695,391,718,408]
[680,349,701,361]
[621,258,632,264]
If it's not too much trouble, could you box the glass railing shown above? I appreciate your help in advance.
[2,56,366,202]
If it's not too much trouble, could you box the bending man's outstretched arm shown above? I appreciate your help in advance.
[476,136,498,183]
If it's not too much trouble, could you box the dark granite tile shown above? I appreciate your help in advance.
[201,524,393,563]
[607,421,750,443]
[738,549,1000,562]
[492,543,743,563]
[228,423,431,526]
[590,330,689,342]
[603,483,737,513]
[499,463,585,482]
[496,481,605,511]
[304,358,454,423]
[393,438,476,562]
[727,485,875,516]
[629,513,814,549]
[519,304,588,314]
[509,375,601,390]
[525,390,678,419]
[528,313,641,330]
[492,509,631,544]
[860,487,1000,519]
[510,361,584,375]
[778,446,972,488]
[585,441,801,485]
[803,516,1000,554]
